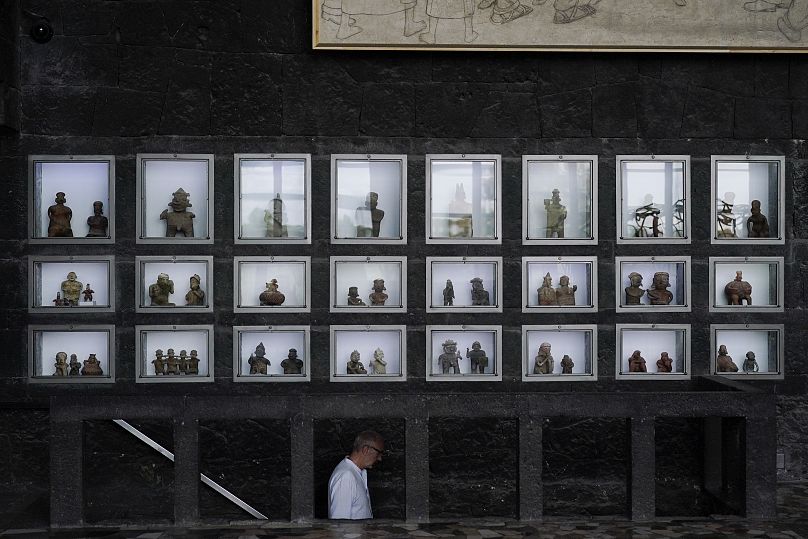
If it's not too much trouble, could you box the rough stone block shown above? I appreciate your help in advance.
[734,97,791,139]
[160,1,242,52]
[210,53,283,135]
[637,81,685,139]
[160,61,211,136]
[61,0,118,36]
[339,54,432,83]
[791,100,808,139]
[595,57,638,85]
[21,86,94,135]
[537,56,595,96]
[789,57,808,98]
[20,38,117,87]
[432,54,538,83]
[681,87,733,138]
[241,0,309,53]
[360,83,415,137]
[92,88,163,137]
[754,58,789,98]
[539,89,591,137]
[592,83,638,138]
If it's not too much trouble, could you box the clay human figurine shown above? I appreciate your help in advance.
[724,271,752,306]
[533,342,554,374]
[68,354,81,376]
[442,279,454,306]
[159,188,195,238]
[544,188,567,238]
[185,274,205,306]
[347,350,367,374]
[165,349,180,375]
[149,273,175,306]
[743,351,760,373]
[538,273,556,305]
[265,194,288,238]
[187,350,200,375]
[716,345,739,372]
[81,353,103,376]
[61,271,83,306]
[438,339,462,374]
[657,352,673,373]
[625,272,645,305]
[466,341,488,374]
[248,342,270,375]
[628,350,647,373]
[281,348,303,374]
[555,275,577,306]
[746,199,770,238]
[259,279,286,306]
[369,278,388,306]
[646,271,673,305]
[52,292,65,307]
[178,350,190,374]
[47,192,73,237]
[347,286,366,306]
[561,354,574,374]
[716,198,738,238]
[54,352,69,376]
[470,277,490,306]
[371,348,387,375]
[152,349,165,375]
[355,191,385,238]
[82,283,95,303]
[86,200,108,237]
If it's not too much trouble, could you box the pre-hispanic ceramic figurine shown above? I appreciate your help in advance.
[438,339,462,374]
[160,188,195,237]
[52,292,65,307]
[81,354,103,376]
[178,350,190,374]
[54,352,69,376]
[68,354,81,376]
[466,341,488,374]
[746,199,770,238]
[185,274,205,306]
[355,192,385,238]
[152,349,165,375]
[724,271,752,305]
[47,192,73,237]
[82,284,95,303]
[443,279,454,306]
[259,279,285,306]
[248,342,270,375]
[628,350,647,373]
[371,348,387,374]
[347,350,367,374]
[625,272,645,305]
[369,279,388,306]
[86,201,108,237]
[265,194,288,237]
[716,345,739,372]
[149,273,175,306]
[561,354,574,374]
[61,271,83,306]
[347,286,366,306]
[743,351,760,373]
[555,275,577,306]
[187,350,200,375]
[282,348,303,374]
[656,352,673,373]
[533,342,553,374]
[538,273,556,305]
[544,188,567,238]
[470,277,490,306]
[165,349,180,375]
[646,271,673,305]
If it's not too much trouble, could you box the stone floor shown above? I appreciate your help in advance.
[1,483,807,538]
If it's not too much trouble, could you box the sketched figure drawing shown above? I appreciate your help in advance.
[744,0,808,41]
[324,0,426,39]
[478,0,533,24]
[420,0,479,43]
[531,0,600,24]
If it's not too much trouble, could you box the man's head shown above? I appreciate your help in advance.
[350,430,385,470]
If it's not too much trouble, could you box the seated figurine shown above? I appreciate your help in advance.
[281,348,304,374]
[742,351,760,373]
[347,350,367,374]
[628,350,647,373]
[533,342,553,374]
[470,277,490,306]
[560,354,574,374]
[656,352,673,373]
[716,345,739,372]
[149,273,175,306]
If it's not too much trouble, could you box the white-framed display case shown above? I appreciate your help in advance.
[331,154,407,244]
[28,255,115,313]
[329,256,407,313]
[28,325,115,383]
[135,256,213,313]
[711,156,785,244]
[135,325,214,383]
[233,326,311,382]
[710,324,784,380]
[615,324,691,380]
[522,325,597,382]
[426,154,501,244]
[616,155,690,244]
[234,153,312,244]
[615,256,691,312]
[234,256,311,313]
[522,256,597,313]
[426,325,502,382]
[426,257,503,313]
[28,155,115,243]
[522,155,597,245]
[330,325,407,382]
[709,257,784,312]
[136,154,214,244]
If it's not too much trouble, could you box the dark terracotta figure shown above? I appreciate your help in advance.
[355,191,384,238]
[160,188,195,237]
[47,192,73,237]
[347,286,366,306]
[466,341,488,374]
[628,350,647,373]
[178,350,189,374]
[746,199,770,238]
[81,353,103,376]
[185,274,205,306]
[265,194,288,237]
[470,277,490,306]
[86,200,109,237]
[187,350,200,375]
[54,352,69,376]
[544,188,567,238]
[248,342,270,375]
[369,278,388,306]
[438,339,462,374]
[259,279,285,306]
[716,345,739,372]
[149,273,175,306]
[347,350,367,374]
[533,342,554,374]
[555,275,577,306]
[443,279,454,306]
[53,292,65,307]
[165,349,180,375]
[743,351,760,373]
[371,348,387,374]
[538,273,556,305]
[646,271,673,305]
[68,354,81,376]
[282,348,303,374]
[561,354,574,374]
[152,349,165,375]
[82,284,94,303]
[625,272,645,305]
[61,271,83,306]
[656,352,673,373]
[724,271,752,306]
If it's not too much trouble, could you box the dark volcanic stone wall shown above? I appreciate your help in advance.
[0,0,807,521]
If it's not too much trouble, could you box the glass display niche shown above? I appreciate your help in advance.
[135,325,214,383]
[426,154,501,244]
[426,257,502,313]
[330,325,407,382]
[233,326,310,382]
[615,256,691,312]
[28,325,115,383]
[234,257,311,313]
[522,325,597,382]
[426,326,502,382]
[331,155,406,244]
[522,155,597,245]
[617,155,690,244]
[709,257,783,312]
[616,324,690,380]
[29,256,115,313]
[330,256,407,313]
[522,256,597,312]
[235,154,311,244]
[711,325,784,380]
[135,256,213,313]
[28,155,115,243]
[711,156,785,244]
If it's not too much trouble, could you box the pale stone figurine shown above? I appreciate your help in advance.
[538,273,556,305]
[347,286,366,306]
[724,271,752,305]
[371,348,387,374]
[82,284,95,303]
[628,350,647,373]
[355,191,385,238]
[68,354,81,376]
[743,351,760,373]
[716,345,739,372]
[746,199,770,238]
[149,273,175,306]
[625,272,645,305]
[442,279,454,306]
[187,350,200,375]
[47,192,73,237]
[646,271,673,305]
[259,278,285,306]
[438,338,462,374]
[561,354,574,374]
[152,349,165,375]
[369,278,388,306]
[470,277,490,306]
[54,352,69,376]
[282,348,303,374]
[248,342,270,375]
[265,194,288,237]
[61,271,83,306]
[555,275,577,306]
[185,274,205,306]
[657,352,673,373]
[347,350,367,374]
[466,341,488,374]
[160,188,195,237]
[533,342,554,374]
[86,200,108,237]
[81,353,103,376]
[544,188,567,238]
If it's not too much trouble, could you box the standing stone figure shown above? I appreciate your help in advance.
[724,271,752,306]
[657,352,673,373]
[54,352,69,376]
[470,277,490,306]
[86,200,109,237]
[442,279,455,306]
[646,271,673,305]
[544,188,567,238]
[81,354,103,376]
[746,199,770,238]
[160,188,195,237]
[282,348,304,374]
[165,349,180,375]
[149,273,175,306]
[538,273,556,305]
[265,194,288,237]
[178,350,190,374]
[187,350,200,375]
[716,345,739,372]
[625,272,645,305]
[466,341,488,374]
[61,272,83,306]
[555,275,577,306]
[347,350,367,374]
[152,349,165,375]
[248,342,270,375]
[347,286,366,306]
[259,279,286,306]
[82,284,95,303]
[369,279,388,306]
[743,351,760,373]
[371,348,387,374]
[533,342,554,374]
[68,354,81,376]
[355,192,385,238]
[628,350,647,373]
[561,354,574,374]
[185,274,205,306]
[47,192,73,237]
[438,339,462,374]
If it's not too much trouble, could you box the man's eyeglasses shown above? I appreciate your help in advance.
[365,444,384,456]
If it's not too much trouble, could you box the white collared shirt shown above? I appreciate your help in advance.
[327,457,373,519]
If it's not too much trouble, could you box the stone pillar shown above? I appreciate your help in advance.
[173,416,199,525]
[405,416,429,521]
[745,418,777,518]
[50,420,83,528]
[629,417,655,521]
[0,0,19,133]
[519,415,543,521]
[290,412,314,521]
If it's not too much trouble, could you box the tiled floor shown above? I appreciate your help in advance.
[2,483,807,538]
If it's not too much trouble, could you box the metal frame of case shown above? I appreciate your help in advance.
[709,257,784,313]
[425,256,503,313]
[135,256,214,313]
[330,154,407,245]
[329,256,408,313]
[425,325,503,382]
[616,155,691,244]
[329,325,408,382]
[522,256,598,313]
[710,324,784,380]
[615,324,691,381]
[425,154,502,245]
[521,155,598,245]
[234,153,313,244]
[232,326,311,382]
[28,324,116,384]
[28,255,116,314]
[710,155,786,245]
[135,325,215,383]
[233,256,312,313]
[136,153,215,244]
[521,324,598,382]
[614,256,692,313]
[28,155,116,244]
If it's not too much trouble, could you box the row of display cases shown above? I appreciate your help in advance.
[29,255,786,313]
[28,324,785,383]
[28,153,786,245]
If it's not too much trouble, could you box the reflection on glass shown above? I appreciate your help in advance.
[431,160,496,239]
[526,161,593,240]
[621,161,686,239]
[240,159,307,239]
[335,160,402,240]
[715,161,779,240]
